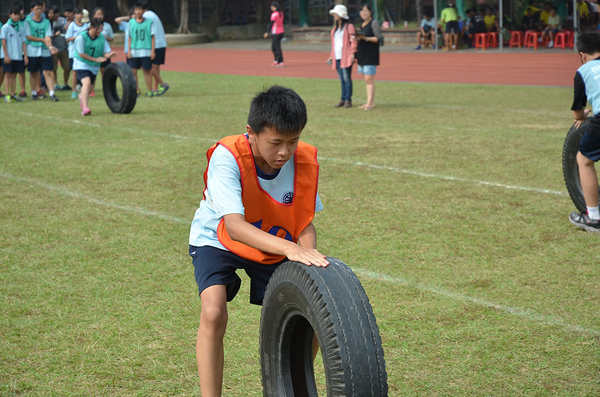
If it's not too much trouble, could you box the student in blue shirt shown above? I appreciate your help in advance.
[569,32,600,232]
[65,7,88,99]
[1,5,28,102]
[115,8,140,96]
[415,13,436,50]
[140,0,169,95]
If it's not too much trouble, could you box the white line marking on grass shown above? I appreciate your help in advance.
[0,172,189,224]
[319,157,567,196]
[353,268,600,337]
[1,171,595,337]
[5,111,565,197]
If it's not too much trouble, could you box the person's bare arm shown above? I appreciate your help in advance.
[223,214,328,267]
[573,109,591,128]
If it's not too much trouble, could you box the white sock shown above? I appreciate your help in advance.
[31,90,37,96]
[587,206,600,220]
[49,90,55,96]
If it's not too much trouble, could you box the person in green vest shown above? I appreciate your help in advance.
[73,17,115,116]
[440,2,460,50]
[24,0,59,101]
[128,1,156,97]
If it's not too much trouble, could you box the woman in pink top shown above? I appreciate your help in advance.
[326,5,357,108]
[263,1,285,67]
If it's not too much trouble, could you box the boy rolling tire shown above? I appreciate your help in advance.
[562,120,600,212]
[260,258,388,397]
[102,62,136,114]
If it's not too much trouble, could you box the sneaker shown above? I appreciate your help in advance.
[50,94,59,102]
[415,45,422,50]
[146,91,157,98]
[136,89,141,98]
[272,61,278,67]
[13,95,24,102]
[157,82,170,96]
[569,212,600,232]
[63,84,72,91]
[38,91,47,99]
[275,62,285,67]
[538,37,543,43]
[548,41,554,48]
[5,95,12,103]
[19,91,27,98]
[90,90,96,98]
[71,91,78,99]
[82,107,92,116]
[32,93,39,101]
[54,84,61,90]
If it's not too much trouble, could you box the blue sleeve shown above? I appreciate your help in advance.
[24,22,32,37]
[104,23,114,38]
[65,23,73,39]
[118,21,128,32]
[104,40,111,54]
[315,193,323,213]
[74,35,84,54]
[45,25,52,38]
[205,146,245,218]
[151,21,156,36]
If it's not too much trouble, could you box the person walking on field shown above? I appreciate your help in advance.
[354,3,382,111]
[263,1,285,67]
[326,4,357,108]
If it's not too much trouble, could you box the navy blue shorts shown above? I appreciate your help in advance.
[579,130,600,162]
[100,58,111,69]
[189,245,287,305]
[446,21,460,34]
[129,56,152,71]
[28,56,54,72]
[69,57,74,70]
[3,60,25,74]
[153,47,166,65]
[75,69,97,85]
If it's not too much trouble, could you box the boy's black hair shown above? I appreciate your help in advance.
[9,4,21,14]
[11,1,23,11]
[137,0,149,10]
[73,7,82,14]
[30,0,42,9]
[577,32,600,54]
[89,17,103,29]
[247,86,307,136]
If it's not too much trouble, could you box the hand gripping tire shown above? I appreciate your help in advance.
[562,120,600,212]
[260,258,388,397]
[102,62,137,114]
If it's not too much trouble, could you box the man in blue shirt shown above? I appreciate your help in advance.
[569,32,600,232]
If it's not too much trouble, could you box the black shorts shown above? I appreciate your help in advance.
[579,130,600,162]
[446,21,460,34]
[75,69,97,85]
[28,56,54,72]
[153,47,166,65]
[189,245,287,305]
[129,56,152,71]
[126,56,135,68]
[3,60,25,74]
[100,58,111,69]
[69,58,74,70]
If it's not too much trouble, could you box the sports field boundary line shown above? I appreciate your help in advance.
[1,171,597,338]
[5,110,567,199]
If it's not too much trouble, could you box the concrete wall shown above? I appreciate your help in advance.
[112,33,210,46]
[292,27,419,46]
[217,23,294,40]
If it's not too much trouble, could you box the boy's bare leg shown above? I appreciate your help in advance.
[72,70,78,93]
[31,72,40,92]
[143,69,153,92]
[134,69,139,91]
[43,70,55,93]
[365,74,375,108]
[151,64,163,90]
[8,73,16,96]
[19,72,25,94]
[577,152,599,207]
[0,69,4,93]
[198,285,228,397]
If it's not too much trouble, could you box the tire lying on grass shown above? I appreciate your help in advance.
[562,120,600,213]
[260,258,387,397]
[102,62,137,114]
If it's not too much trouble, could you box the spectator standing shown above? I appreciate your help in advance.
[355,3,381,111]
[65,8,88,99]
[141,1,169,96]
[48,5,70,90]
[326,4,356,108]
[263,1,285,67]
[128,2,156,97]
[116,9,140,96]
[416,13,436,49]
[2,5,28,102]
[440,2,459,50]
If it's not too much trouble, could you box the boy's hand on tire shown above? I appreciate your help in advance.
[286,246,329,267]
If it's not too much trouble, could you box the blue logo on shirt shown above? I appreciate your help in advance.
[251,220,293,242]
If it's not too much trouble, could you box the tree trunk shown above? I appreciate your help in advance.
[396,0,403,22]
[78,0,87,8]
[416,0,422,24]
[176,0,190,33]
[116,0,130,16]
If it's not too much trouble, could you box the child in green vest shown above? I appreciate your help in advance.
[128,2,156,97]
[73,18,115,116]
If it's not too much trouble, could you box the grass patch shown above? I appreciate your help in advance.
[1,71,598,395]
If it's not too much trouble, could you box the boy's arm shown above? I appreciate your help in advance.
[2,38,9,63]
[115,16,131,24]
[297,222,317,250]
[22,41,28,64]
[223,214,328,267]
[572,72,588,128]
[151,35,155,59]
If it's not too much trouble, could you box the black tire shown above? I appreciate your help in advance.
[102,62,137,114]
[260,258,387,397]
[562,120,600,212]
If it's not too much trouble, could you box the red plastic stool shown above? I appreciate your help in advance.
[474,33,488,50]
[525,31,539,50]
[568,30,575,48]
[554,32,566,49]
[487,32,499,48]
[509,31,522,48]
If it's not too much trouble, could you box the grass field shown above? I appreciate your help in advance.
[1,71,599,396]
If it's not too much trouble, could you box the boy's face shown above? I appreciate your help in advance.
[134,7,144,19]
[47,9,54,20]
[10,12,20,22]
[75,12,82,22]
[247,126,301,174]
[32,5,42,18]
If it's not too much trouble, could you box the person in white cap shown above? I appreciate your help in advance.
[326,4,357,108]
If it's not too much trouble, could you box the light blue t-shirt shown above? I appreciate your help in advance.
[24,18,52,57]
[118,20,129,53]
[73,34,111,75]
[143,10,166,48]
[420,18,436,29]
[0,22,3,59]
[0,23,25,61]
[100,21,114,40]
[65,21,89,58]
[189,141,324,249]
[578,60,600,115]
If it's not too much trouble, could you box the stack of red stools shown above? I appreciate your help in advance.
[474,33,488,50]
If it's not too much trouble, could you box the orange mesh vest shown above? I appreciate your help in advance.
[203,134,319,264]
